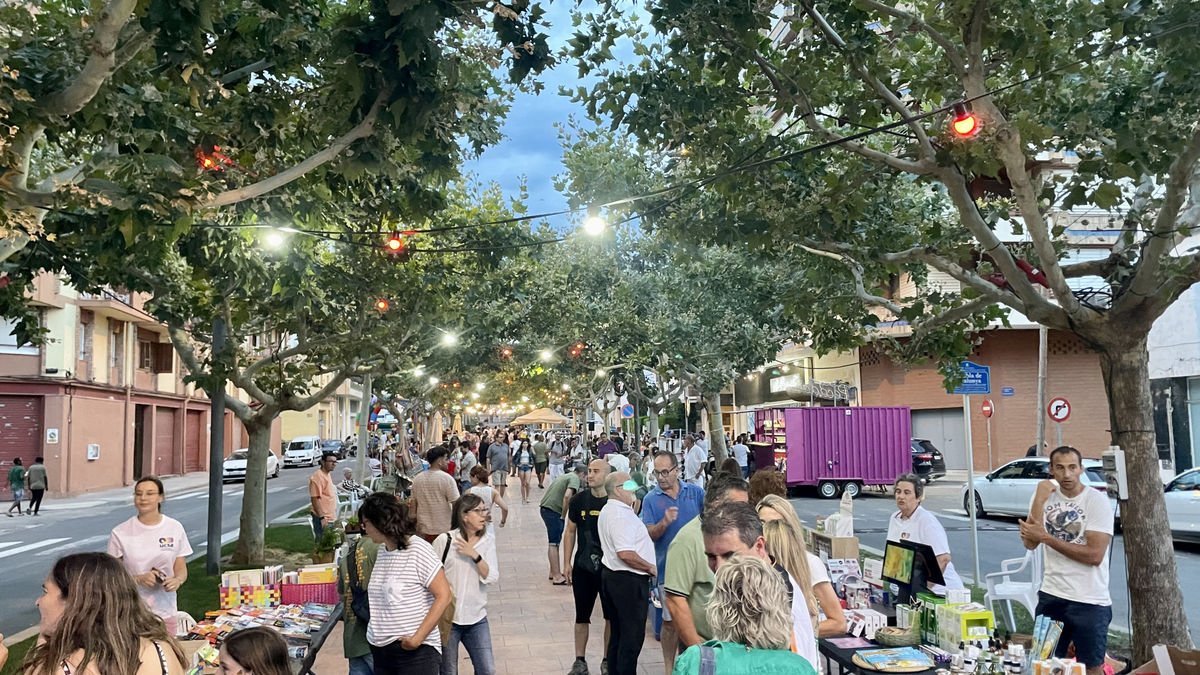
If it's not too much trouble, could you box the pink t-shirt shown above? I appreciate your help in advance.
[107,514,193,619]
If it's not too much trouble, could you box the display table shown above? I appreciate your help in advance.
[294,603,341,675]
[817,637,938,675]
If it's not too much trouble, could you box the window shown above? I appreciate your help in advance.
[1168,470,1200,493]
[992,462,1027,479]
[0,317,37,355]
[138,340,153,370]
[1023,462,1052,480]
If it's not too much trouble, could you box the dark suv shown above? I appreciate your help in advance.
[911,438,947,482]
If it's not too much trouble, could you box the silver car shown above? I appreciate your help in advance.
[1165,468,1200,544]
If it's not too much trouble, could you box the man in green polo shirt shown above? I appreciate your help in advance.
[663,473,750,649]
[540,462,583,584]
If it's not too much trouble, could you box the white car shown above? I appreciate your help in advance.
[223,449,280,482]
[1165,468,1200,544]
[962,457,1110,518]
[284,436,321,467]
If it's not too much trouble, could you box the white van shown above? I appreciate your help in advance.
[284,435,322,468]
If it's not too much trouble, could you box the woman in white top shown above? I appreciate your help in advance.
[757,495,847,638]
[888,473,964,595]
[358,493,452,675]
[513,439,535,504]
[466,466,509,527]
[106,476,192,636]
[436,493,500,675]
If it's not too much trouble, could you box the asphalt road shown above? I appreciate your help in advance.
[788,479,1200,636]
[0,460,342,637]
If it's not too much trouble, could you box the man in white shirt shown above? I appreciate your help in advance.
[1019,447,1115,675]
[682,435,707,488]
[598,471,657,675]
[730,434,750,478]
[701,501,818,671]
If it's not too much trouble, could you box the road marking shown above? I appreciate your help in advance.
[0,538,70,559]
[938,511,972,522]
[35,534,109,556]
[0,541,19,550]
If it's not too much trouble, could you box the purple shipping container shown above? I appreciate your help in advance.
[783,406,911,498]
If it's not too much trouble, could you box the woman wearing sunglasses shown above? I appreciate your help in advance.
[436,493,500,675]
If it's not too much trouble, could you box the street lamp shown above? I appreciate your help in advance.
[540,349,554,362]
[428,376,439,386]
[441,332,459,347]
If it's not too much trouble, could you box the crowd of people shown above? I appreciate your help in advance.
[0,427,1114,675]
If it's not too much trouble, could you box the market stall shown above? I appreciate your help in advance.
[179,564,343,675]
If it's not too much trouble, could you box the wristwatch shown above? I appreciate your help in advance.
[472,554,483,564]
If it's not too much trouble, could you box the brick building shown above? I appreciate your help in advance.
[858,327,1112,471]
[0,273,279,496]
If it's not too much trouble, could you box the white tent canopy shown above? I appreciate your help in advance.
[508,407,571,426]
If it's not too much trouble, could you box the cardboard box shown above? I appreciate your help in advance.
[845,608,888,639]
[1132,645,1200,675]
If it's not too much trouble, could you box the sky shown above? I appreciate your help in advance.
[461,2,605,227]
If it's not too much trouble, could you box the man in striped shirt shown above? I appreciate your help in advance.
[410,446,460,543]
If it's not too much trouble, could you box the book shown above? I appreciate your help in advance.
[855,647,936,670]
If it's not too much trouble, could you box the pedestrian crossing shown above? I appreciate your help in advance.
[0,538,71,559]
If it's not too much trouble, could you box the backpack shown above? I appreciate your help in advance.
[347,540,371,623]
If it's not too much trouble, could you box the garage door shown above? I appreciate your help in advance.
[0,395,41,466]
[912,408,968,470]
[154,408,177,476]
[184,410,204,474]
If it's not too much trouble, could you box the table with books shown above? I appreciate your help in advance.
[180,563,343,675]
[818,638,942,675]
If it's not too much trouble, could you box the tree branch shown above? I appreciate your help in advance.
[748,52,935,175]
[200,88,391,208]
[41,0,139,116]
[856,0,967,74]
[798,244,906,316]
[220,59,275,86]
[797,2,938,160]
[1125,124,1200,301]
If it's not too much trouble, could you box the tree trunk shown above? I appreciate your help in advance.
[1098,337,1193,660]
[648,406,660,438]
[704,393,728,461]
[231,416,275,565]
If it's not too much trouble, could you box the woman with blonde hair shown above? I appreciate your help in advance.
[757,495,847,638]
[672,555,817,674]
[23,552,187,674]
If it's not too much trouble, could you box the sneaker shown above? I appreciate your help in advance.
[601,659,608,675]
[567,658,589,675]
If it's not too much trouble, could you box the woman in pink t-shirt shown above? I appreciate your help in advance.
[107,476,193,635]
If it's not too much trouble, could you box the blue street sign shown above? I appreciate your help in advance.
[950,361,991,395]
[621,403,635,418]
[1001,386,1015,397]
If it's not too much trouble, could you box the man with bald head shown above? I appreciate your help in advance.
[563,459,613,675]
[598,471,657,675]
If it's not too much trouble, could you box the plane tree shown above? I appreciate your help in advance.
[570,0,1200,655]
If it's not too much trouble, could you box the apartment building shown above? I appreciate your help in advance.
[0,273,278,495]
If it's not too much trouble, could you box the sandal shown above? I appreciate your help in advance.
[552,577,570,585]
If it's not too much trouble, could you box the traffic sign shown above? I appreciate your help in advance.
[1047,397,1071,422]
[621,403,635,418]
[981,399,994,418]
[1001,386,1015,397]
[950,361,991,395]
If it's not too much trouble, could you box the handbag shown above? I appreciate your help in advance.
[347,540,371,623]
[437,532,458,646]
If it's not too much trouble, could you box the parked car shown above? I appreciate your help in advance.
[1165,467,1200,544]
[223,449,280,482]
[961,457,1109,518]
[911,438,947,482]
[283,435,322,467]
[321,439,346,460]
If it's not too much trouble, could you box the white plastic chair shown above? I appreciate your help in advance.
[983,549,1041,631]
[174,611,197,637]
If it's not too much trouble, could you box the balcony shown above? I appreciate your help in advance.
[76,287,158,325]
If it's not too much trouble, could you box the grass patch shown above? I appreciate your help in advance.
[1,636,36,675]
[177,524,316,619]
[287,506,312,519]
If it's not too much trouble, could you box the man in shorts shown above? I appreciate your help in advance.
[533,433,551,488]
[486,432,511,498]
[1019,446,1115,675]
[541,462,584,584]
[562,460,612,675]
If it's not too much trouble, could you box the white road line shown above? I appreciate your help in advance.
[938,511,972,522]
[35,534,109,556]
[0,541,20,550]
[266,486,289,494]
[0,538,70,559]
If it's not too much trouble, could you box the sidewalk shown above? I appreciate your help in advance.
[32,472,215,511]
[311,488,665,674]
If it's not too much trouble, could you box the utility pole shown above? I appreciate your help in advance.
[1036,325,1048,455]
[205,317,226,575]
[356,373,373,482]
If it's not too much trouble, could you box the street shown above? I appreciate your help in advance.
[789,478,1200,636]
[0,461,341,637]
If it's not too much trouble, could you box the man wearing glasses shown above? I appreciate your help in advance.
[640,451,704,671]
